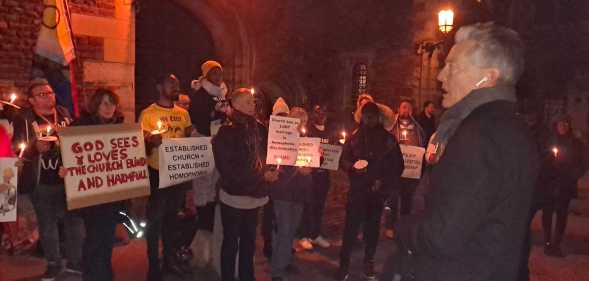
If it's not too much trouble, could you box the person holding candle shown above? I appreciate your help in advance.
[11,78,80,280]
[57,88,125,281]
[539,114,585,257]
[299,104,335,250]
[213,88,278,281]
[269,107,313,281]
[337,102,404,281]
[384,99,426,239]
[139,73,193,281]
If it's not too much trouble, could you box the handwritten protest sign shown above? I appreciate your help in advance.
[59,124,150,210]
[0,158,17,222]
[320,143,343,171]
[266,115,300,166]
[296,137,321,168]
[159,137,215,189]
[400,144,426,179]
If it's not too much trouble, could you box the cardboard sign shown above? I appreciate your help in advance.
[0,158,17,222]
[59,124,150,210]
[320,143,343,171]
[266,115,300,166]
[296,137,321,168]
[159,137,215,189]
[400,144,426,179]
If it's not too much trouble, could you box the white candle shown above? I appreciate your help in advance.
[9,93,16,104]
[18,142,26,158]
[276,157,282,170]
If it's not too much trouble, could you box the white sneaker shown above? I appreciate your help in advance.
[298,238,314,250]
[311,236,331,248]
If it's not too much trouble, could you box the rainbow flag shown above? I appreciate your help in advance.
[35,0,79,116]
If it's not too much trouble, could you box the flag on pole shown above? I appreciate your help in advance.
[35,0,79,117]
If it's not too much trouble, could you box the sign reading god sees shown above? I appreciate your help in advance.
[59,124,150,210]
[158,137,215,189]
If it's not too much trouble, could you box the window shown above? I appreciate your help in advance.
[354,63,368,95]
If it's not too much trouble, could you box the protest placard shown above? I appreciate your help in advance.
[59,124,150,210]
[320,143,343,171]
[400,144,426,179]
[159,137,215,189]
[266,115,300,166]
[296,137,321,168]
[0,158,17,222]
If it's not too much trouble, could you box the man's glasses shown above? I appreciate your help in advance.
[32,91,55,98]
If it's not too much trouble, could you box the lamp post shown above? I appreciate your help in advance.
[416,8,454,110]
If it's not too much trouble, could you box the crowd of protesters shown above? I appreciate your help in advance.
[0,22,587,281]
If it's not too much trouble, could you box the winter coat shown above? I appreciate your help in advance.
[189,81,227,136]
[269,166,313,203]
[340,126,404,198]
[539,133,585,200]
[11,106,72,193]
[212,112,269,198]
[416,112,436,144]
[397,100,540,281]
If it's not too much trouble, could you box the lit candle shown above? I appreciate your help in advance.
[276,157,282,170]
[552,147,559,158]
[157,121,163,131]
[401,130,408,141]
[250,87,255,95]
[301,127,307,135]
[9,93,17,104]
[339,131,347,144]
[18,142,26,158]
[46,126,52,137]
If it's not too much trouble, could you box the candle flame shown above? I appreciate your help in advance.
[46,126,52,136]
[552,147,559,156]
[9,93,17,104]
[19,143,26,150]
[157,121,163,130]
[301,127,306,135]
[250,88,255,95]
[277,158,282,165]
[342,131,347,138]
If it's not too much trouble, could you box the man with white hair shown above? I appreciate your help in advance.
[392,23,540,281]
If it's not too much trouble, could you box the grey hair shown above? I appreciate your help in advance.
[455,22,525,85]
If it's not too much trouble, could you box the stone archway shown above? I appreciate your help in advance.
[172,0,255,89]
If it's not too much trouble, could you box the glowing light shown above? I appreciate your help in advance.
[9,93,17,104]
[438,9,454,33]
[18,143,26,158]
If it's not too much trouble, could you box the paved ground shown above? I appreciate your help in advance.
[3,171,589,281]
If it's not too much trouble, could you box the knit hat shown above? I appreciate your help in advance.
[272,97,290,116]
[201,60,223,77]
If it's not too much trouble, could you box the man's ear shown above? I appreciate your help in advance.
[486,68,501,85]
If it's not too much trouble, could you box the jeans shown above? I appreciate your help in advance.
[271,200,303,278]
[146,168,186,280]
[31,183,84,267]
[387,178,418,227]
[82,207,118,281]
[340,191,384,269]
[220,203,259,281]
[300,171,330,239]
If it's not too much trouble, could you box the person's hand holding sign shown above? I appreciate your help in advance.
[58,166,67,178]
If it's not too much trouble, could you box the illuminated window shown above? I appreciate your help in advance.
[354,63,368,94]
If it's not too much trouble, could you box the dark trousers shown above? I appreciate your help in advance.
[542,193,572,247]
[518,205,539,281]
[82,208,118,281]
[387,178,418,227]
[220,203,260,281]
[340,191,384,269]
[300,171,330,239]
[146,168,185,280]
[196,202,216,232]
[262,200,274,253]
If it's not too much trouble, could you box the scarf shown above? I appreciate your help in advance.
[427,86,517,164]
[191,77,228,100]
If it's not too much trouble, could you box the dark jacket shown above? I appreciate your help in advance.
[12,106,72,193]
[399,101,540,281]
[540,133,585,199]
[416,112,436,144]
[269,166,313,203]
[189,87,224,136]
[71,112,127,217]
[341,126,404,197]
[213,112,269,198]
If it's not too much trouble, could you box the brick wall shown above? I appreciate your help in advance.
[69,0,115,17]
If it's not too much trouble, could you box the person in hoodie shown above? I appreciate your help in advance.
[270,107,313,281]
[213,88,279,281]
[58,88,125,281]
[540,114,585,257]
[337,102,404,281]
